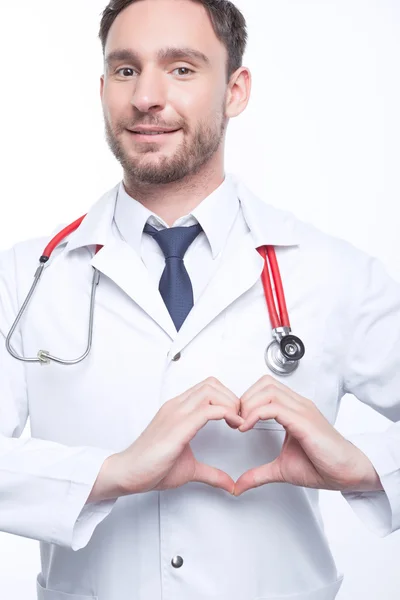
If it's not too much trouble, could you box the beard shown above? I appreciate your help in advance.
[104,106,226,185]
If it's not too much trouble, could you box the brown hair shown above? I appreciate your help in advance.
[99,0,248,81]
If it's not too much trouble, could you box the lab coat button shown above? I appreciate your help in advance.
[172,352,181,362]
[171,555,184,568]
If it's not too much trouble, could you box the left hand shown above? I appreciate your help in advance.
[234,376,382,497]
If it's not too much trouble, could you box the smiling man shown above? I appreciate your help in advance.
[1,1,400,600]
[100,0,245,224]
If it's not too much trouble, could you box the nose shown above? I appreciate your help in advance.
[130,68,167,113]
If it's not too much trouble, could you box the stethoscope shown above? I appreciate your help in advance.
[5,217,306,375]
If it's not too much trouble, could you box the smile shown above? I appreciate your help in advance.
[128,129,181,141]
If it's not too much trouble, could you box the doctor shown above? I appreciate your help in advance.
[0,0,399,599]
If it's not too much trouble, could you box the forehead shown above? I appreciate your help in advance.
[105,0,227,64]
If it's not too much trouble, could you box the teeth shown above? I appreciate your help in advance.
[136,131,167,135]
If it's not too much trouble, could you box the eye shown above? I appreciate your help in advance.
[173,67,194,77]
[116,67,135,77]
[114,66,194,78]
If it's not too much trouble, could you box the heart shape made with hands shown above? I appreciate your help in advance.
[201,375,381,497]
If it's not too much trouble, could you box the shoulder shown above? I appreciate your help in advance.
[286,211,399,313]
[233,175,372,272]
[293,215,367,264]
[0,224,68,291]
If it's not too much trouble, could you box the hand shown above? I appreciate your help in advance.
[234,376,382,497]
[114,377,243,496]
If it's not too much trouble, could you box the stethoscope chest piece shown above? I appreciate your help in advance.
[257,246,306,377]
[264,329,306,376]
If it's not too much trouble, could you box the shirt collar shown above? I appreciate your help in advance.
[63,173,301,256]
[114,175,240,259]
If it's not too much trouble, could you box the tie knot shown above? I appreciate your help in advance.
[143,223,202,259]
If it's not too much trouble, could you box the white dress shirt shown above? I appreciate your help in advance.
[113,175,241,305]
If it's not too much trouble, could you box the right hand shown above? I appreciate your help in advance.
[114,377,243,496]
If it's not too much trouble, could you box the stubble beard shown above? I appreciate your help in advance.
[104,109,226,185]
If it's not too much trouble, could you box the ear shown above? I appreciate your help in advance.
[225,67,252,119]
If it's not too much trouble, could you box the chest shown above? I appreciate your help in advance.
[20,246,345,452]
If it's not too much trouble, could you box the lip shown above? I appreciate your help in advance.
[129,127,179,133]
[128,128,181,141]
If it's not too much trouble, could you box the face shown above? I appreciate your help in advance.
[100,0,246,185]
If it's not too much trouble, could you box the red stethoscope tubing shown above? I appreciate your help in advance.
[42,215,103,261]
[42,218,289,332]
[257,246,290,330]
[42,216,86,258]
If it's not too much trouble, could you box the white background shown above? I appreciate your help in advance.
[0,0,399,598]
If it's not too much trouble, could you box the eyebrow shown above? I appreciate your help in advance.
[105,47,211,69]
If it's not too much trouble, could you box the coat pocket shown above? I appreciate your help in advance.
[36,574,97,600]
[254,572,344,600]
[252,419,286,430]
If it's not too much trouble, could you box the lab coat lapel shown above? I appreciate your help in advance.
[62,176,301,348]
[168,177,302,356]
[169,231,265,357]
[91,236,176,340]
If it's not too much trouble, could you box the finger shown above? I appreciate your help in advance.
[240,387,299,421]
[202,404,244,429]
[239,401,292,432]
[185,386,244,428]
[261,376,307,402]
[240,375,281,403]
[224,413,245,429]
[175,379,214,403]
[234,459,282,496]
[187,377,240,412]
[169,405,244,451]
[192,460,235,494]
[204,376,240,406]
[241,375,303,409]
[173,376,230,404]
[208,394,244,428]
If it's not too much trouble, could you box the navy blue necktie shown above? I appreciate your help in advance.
[143,222,202,330]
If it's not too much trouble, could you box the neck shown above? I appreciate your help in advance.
[123,162,225,226]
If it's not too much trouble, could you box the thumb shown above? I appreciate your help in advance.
[234,459,283,496]
[192,460,235,494]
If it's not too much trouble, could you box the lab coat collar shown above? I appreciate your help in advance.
[113,175,240,260]
[61,175,302,345]
[62,184,120,254]
[63,173,301,254]
[232,175,301,247]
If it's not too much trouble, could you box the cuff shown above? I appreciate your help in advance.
[70,498,117,551]
[51,447,118,550]
[341,431,400,537]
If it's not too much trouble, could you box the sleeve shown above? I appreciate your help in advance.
[340,250,400,538]
[0,246,118,551]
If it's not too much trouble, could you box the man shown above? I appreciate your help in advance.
[0,1,399,599]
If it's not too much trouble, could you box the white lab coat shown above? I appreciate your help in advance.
[1,175,399,600]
